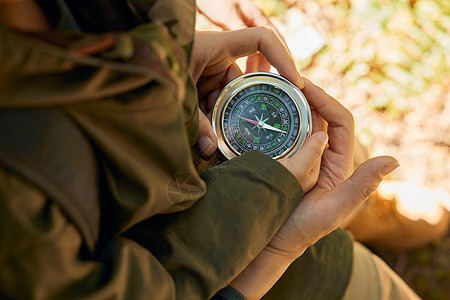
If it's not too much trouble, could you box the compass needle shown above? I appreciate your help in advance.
[262,123,287,134]
[237,116,258,126]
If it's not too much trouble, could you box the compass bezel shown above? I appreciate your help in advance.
[212,72,312,160]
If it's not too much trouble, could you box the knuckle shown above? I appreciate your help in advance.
[343,109,355,130]
[255,26,274,38]
[348,176,380,201]
[362,173,383,200]
[358,182,379,200]
[343,107,354,122]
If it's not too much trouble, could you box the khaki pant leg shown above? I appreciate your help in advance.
[371,251,421,300]
[342,242,380,300]
[343,242,421,300]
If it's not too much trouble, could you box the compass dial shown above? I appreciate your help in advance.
[213,72,312,160]
[223,84,300,158]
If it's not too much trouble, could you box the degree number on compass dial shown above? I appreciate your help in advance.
[212,72,312,160]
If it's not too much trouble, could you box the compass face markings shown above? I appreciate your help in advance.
[222,83,300,158]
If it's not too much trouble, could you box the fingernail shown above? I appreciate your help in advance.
[380,162,400,176]
[316,131,328,144]
[198,136,213,157]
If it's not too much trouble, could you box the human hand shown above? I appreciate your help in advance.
[196,0,286,73]
[229,79,399,299]
[266,78,400,259]
[191,28,303,158]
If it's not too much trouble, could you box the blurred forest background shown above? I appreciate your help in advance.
[198,0,449,298]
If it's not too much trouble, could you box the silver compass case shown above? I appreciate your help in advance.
[212,72,312,160]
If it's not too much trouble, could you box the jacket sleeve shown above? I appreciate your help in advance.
[123,151,304,299]
[0,150,303,300]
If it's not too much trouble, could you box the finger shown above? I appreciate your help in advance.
[246,53,271,73]
[279,131,328,185]
[302,78,352,126]
[315,110,328,148]
[197,62,244,116]
[238,0,272,27]
[196,0,247,31]
[238,0,289,51]
[217,7,247,31]
[310,109,320,134]
[226,62,244,83]
[215,62,243,107]
[327,156,400,224]
[205,63,244,113]
[197,62,243,100]
[318,113,327,133]
[207,88,221,114]
[221,3,248,30]
[307,111,327,183]
[199,99,208,113]
[197,108,218,158]
[292,131,328,172]
[196,70,227,102]
[301,78,354,156]
[223,27,304,89]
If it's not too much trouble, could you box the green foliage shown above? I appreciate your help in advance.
[310,0,449,117]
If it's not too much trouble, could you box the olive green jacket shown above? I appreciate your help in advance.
[0,1,352,299]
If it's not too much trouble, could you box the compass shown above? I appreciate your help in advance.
[212,72,312,160]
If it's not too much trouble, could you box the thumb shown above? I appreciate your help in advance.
[279,131,328,183]
[329,156,400,220]
[196,108,218,158]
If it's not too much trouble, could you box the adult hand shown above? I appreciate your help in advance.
[229,79,399,299]
[267,79,399,258]
[191,28,304,158]
[196,0,286,73]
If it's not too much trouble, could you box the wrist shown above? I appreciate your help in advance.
[263,242,308,264]
[229,247,297,300]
